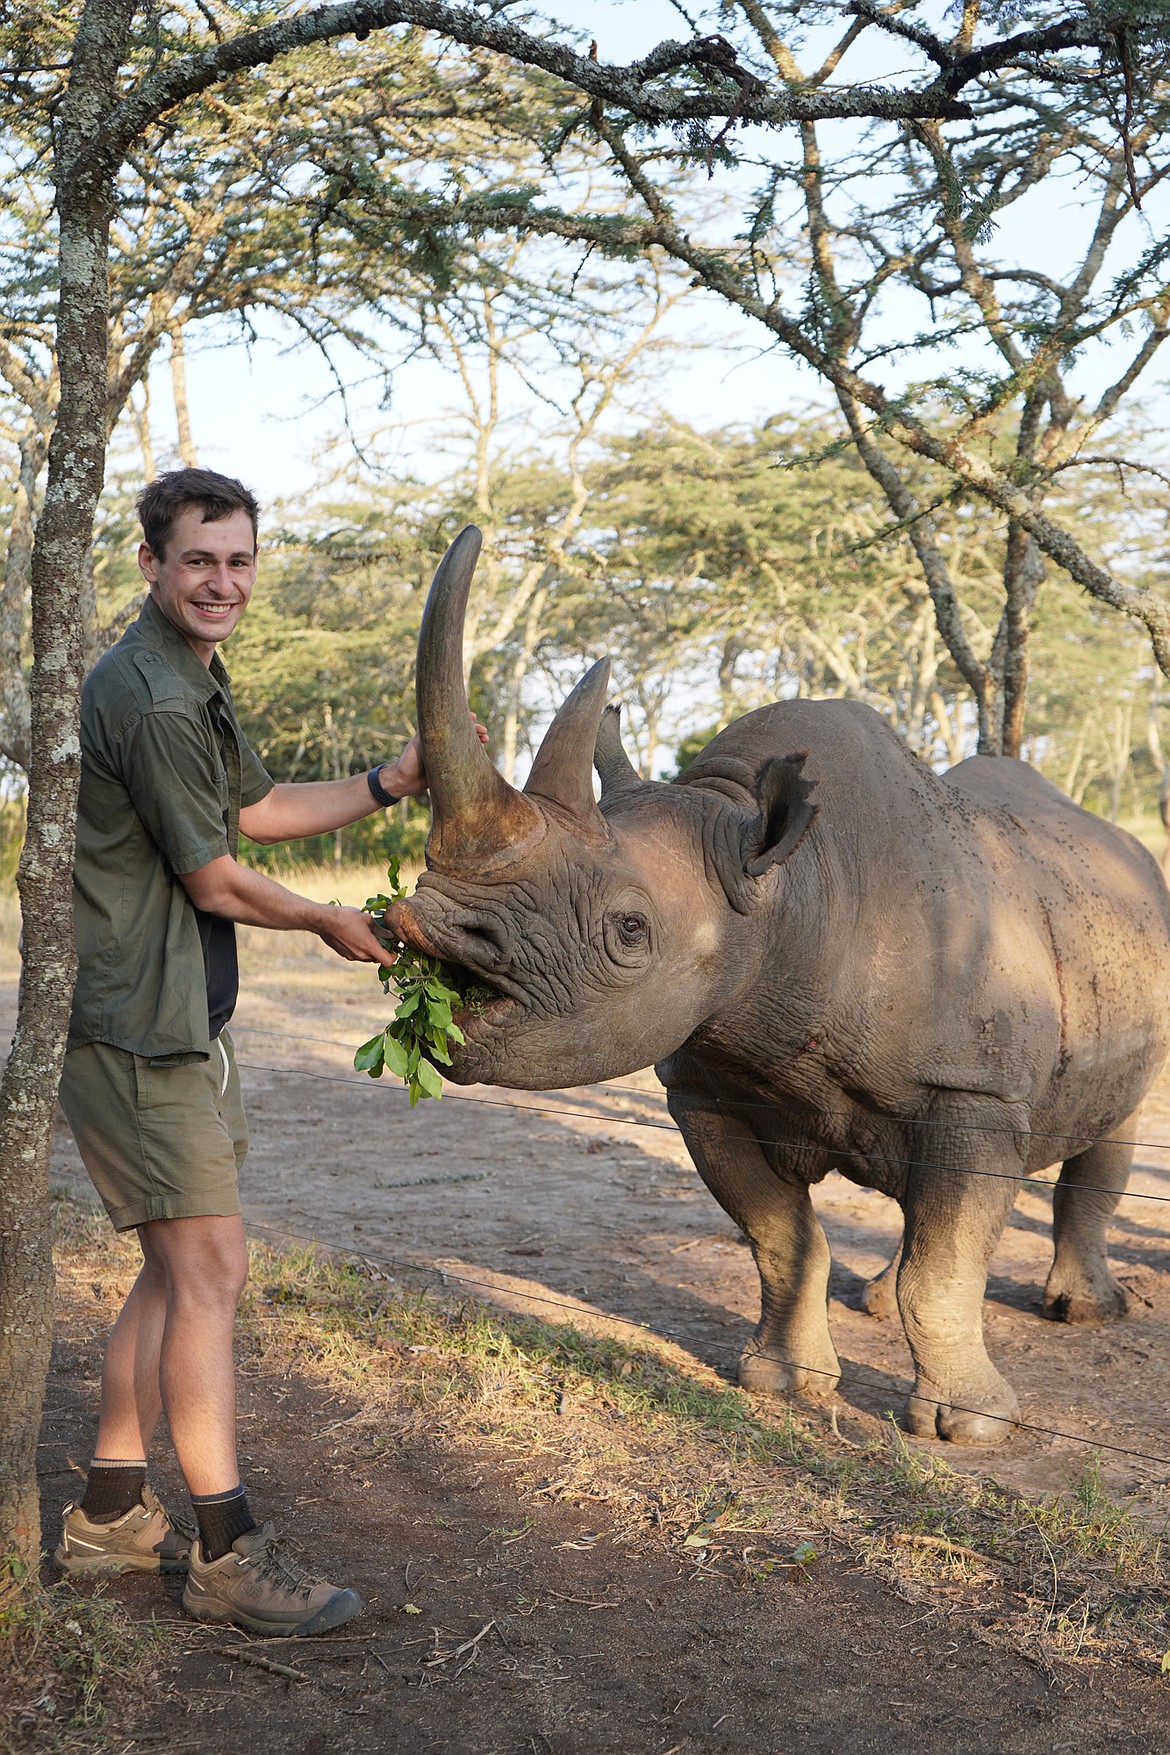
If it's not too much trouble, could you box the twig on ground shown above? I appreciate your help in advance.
[547,1590,620,1609]
[890,1531,1009,1572]
[830,1406,865,1449]
[208,1644,309,1682]
[424,1619,496,1669]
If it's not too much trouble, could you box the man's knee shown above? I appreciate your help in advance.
[143,1215,249,1307]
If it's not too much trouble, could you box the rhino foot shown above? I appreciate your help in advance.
[860,1269,898,1320]
[1042,1265,1129,1325]
[906,1371,1020,1446]
[860,1239,902,1319]
[738,1344,840,1402]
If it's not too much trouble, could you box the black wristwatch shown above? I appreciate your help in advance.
[367,766,401,809]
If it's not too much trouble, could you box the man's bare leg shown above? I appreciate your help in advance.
[91,1250,167,1463]
[93,1215,247,1487]
[136,1215,248,1494]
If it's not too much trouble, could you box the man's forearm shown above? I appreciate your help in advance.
[178,854,335,931]
[177,856,387,962]
[240,762,409,845]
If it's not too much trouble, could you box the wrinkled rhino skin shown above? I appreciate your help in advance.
[392,528,1170,1446]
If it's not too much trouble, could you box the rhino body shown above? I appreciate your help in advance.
[394,528,1170,1444]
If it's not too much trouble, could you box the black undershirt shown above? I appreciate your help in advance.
[198,707,240,1041]
[196,906,238,1041]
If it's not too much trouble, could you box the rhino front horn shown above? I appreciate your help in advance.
[416,525,542,873]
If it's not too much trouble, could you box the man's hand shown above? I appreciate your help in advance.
[377,714,489,802]
[317,904,391,963]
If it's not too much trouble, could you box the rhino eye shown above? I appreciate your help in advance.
[615,911,648,945]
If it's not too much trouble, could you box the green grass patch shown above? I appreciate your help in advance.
[239,1237,1170,1668]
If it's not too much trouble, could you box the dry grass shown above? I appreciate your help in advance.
[52,1204,1166,1678]
[0,1575,165,1752]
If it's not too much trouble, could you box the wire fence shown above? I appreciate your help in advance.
[230,1023,1170,1210]
[220,1021,1170,1476]
[243,1214,1170,1474]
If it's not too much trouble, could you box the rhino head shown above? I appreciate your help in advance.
[389,527,818,1089]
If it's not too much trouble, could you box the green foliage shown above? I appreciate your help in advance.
[352,860,494,1106]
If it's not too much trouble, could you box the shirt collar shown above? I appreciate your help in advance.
[135,592,232,698]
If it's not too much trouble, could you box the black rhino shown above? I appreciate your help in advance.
[390,527,1170,1444]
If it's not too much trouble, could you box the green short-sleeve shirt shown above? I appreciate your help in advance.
[69,593,273,1058]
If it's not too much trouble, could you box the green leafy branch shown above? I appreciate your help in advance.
[352,860,490,1107]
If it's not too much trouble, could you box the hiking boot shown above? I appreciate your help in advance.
[182,1523,363,1636]
[54,1485,194,1575]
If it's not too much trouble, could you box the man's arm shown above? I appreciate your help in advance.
[178,857,387,962]
[240,719,488,845]
[239,737,426,846]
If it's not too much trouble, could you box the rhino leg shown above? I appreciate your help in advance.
[668,1095,841,1401]
[1043,1121,1133,1324]
[897,1135,1021,1445]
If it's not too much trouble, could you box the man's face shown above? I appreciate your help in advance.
[139,505,258,665]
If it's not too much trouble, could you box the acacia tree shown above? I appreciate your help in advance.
[2,0,1009,1586]
[387,2,1170,754]
[0,14,550,771]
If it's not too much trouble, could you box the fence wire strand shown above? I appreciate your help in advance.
[231,1024,1170,1159]
[232,1044,1170,1210]
[218,1023,1170,1473]
[243,1215,1170,1474]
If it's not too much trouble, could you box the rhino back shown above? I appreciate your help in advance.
[677,702,1170,1147]
[941,755,1170,1129]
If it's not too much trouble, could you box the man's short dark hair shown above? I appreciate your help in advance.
[137,468,260,558]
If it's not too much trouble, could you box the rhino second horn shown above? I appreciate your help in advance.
[594,702,642,801]
[415,524,542,871]
[523,657,612,839]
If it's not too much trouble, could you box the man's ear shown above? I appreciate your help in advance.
[743,753,818,877]
[138,540,158,585]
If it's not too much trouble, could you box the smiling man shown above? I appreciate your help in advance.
[54,468,438,1635]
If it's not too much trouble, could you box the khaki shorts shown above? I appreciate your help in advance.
[59,1033,248,1231]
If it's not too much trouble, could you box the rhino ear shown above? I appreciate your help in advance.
[743,753,818,876]
[595,703,642,802]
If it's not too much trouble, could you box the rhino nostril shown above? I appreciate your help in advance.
[457,921,507,962]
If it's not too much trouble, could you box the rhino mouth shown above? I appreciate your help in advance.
[386,900,526,1036]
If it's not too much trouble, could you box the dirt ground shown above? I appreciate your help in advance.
[7,911,1170,1751]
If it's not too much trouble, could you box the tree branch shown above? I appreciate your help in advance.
[94,0,973,176]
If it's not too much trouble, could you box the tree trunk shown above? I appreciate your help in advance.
[131,380,156,481]
[0,431,47,772]
[997,522,1045,760]
[1144,688,1170,874]
[501,586,549,785]
[170,326,197,466]
[0,0,132,1587]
